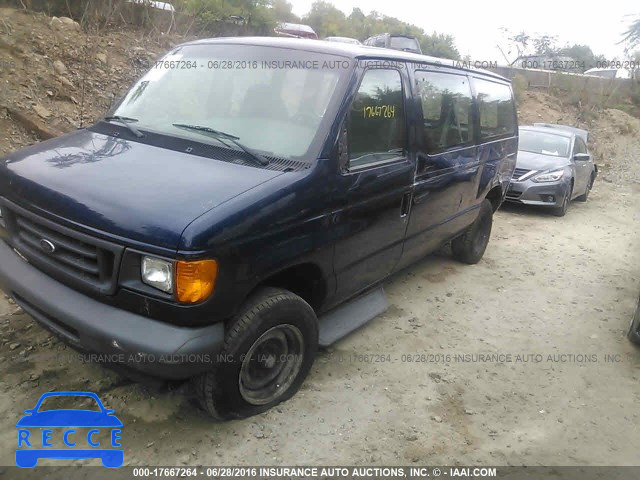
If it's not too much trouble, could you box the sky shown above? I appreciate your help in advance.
[287,0,638,63]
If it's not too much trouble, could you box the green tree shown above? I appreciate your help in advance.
[557,44,602,72]
[304,1,348,37]
[304,3,459,59]
[532,34,558,55]
[183,0,276,34]
[270,0,299,23]
[621,16,640,52]
[421,32,459,59]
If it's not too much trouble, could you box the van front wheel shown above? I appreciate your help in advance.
[193,287,318,420]
[451,199,493,265]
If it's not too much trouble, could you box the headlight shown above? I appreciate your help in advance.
[141,256,173,293]
[140,255,218,303]
[532,169,564,182]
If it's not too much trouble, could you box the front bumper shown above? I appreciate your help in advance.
[0,240,224,379]
[505,178,569,207]
[629,295,640,346]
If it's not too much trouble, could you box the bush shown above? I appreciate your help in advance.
[512,74,528,103]
[631,84,640,107]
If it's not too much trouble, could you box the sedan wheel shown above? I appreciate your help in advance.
[577,174,594,202]
[551,185,571,217]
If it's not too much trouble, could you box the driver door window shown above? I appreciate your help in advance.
[346,69,406,169]
[573,137,587,156]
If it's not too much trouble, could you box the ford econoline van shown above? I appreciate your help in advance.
[0,38,517,419]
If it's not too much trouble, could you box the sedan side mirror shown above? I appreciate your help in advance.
[573,153,590,162]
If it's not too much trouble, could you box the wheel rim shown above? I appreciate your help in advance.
[239,324,305,406]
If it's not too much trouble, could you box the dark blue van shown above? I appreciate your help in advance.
[0,38,517,419]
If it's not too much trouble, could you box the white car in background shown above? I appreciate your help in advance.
[323,36,362,45]
[584,67,631,79]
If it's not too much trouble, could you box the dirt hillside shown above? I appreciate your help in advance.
[2,6,639,190]
[0,7,185,155]
[517,90,640,187]
[1,7,639,471]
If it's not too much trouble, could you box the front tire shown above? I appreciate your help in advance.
[628,296,640,346]
[451,199,493,264]
[193,287,318,420]
[576,174,594,202]
[551,184,572,217]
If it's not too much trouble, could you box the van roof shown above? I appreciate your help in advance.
[180,36,509,82]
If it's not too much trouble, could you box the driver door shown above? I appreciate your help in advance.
[571,136,591,195]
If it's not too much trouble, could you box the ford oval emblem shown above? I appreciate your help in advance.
[39,238,56,254]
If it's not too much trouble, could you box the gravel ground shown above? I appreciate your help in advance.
[0,177,638,472]
[2,7,639,477]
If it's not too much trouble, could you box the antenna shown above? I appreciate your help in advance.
[78,1,92,128]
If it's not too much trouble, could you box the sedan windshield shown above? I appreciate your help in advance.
[518,129,571,157]
[110,44,347,161]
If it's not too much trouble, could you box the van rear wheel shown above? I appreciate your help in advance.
[451,199,493,265]
[193,287,318,420]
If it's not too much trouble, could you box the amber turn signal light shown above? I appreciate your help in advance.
[176,259,218,304]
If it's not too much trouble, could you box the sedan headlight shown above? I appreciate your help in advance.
[532,169,564,183]
[141,256,174,293]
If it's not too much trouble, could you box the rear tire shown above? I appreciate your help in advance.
[193,287,318,420]
[451,199,493,264]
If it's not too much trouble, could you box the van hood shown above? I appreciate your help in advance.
[0,129,283,250]
[516,150,569,172]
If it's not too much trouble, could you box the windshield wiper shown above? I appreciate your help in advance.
[104,116,144,138]
[172,123,270,167]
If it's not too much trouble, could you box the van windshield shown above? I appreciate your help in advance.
[110,44,347,161]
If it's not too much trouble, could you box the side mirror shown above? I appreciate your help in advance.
[573,153,590,162]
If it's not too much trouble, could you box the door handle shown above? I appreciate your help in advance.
[400,192,411,218]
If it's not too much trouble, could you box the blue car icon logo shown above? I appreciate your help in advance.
[15,391,123,468]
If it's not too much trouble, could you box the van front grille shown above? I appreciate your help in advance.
[1,199,123,295]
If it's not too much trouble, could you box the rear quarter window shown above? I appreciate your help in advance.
[473,78,516,141]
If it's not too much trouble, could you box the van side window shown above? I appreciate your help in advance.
[415,71,474,153]
[347,69,406,168]
[474,78,516,140]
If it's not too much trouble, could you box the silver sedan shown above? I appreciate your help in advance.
[506,124,598,217]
